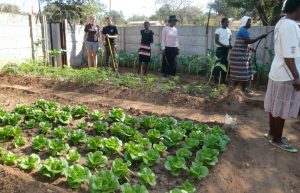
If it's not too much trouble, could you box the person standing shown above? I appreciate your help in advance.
[229,16,268,93]
[264,0,300,153]
[138,21,154,77]
[84,15,100,68]
[102,17,119,71]
[213,18,232,84]
[161,15,179,77]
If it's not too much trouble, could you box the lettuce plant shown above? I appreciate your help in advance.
[24,119,36,129]
[48,139,70,156]
[14,104,31,115]
[56,111,73,125]
[108,108,126,122]
[124,141,144,161]
[53,126,69,139]
[153,142,168,153]
[120,183,149,193]
[140,115,159,130]
[39,121,52,134]
[76,120,88,129]
[176,148,193,159]
[93,121,109,134]
[111,122,136,140]
[102,137,123,154]
[18,153,40,171]
[66,149,81,163]
[1,113,22,126]
[111,158,132,180]
[139,167,157,187]
[142,149,160,167]
[195,147,219,166]
[89,110,105,121]
[13,136,26,147]
[69,129,87,145]
[32,134,49,151]
[39,157,68,178]
[164,156,187,176]
[124,115,140,128]
[86,136,102,151]
[1,151,18,166]
[66,164,91,189]
[71,105,88,118]
[188,161,209,180]
[147,129,161,143]
[178,120,194,131]
[89,170,119,193]
[86,151,108,169]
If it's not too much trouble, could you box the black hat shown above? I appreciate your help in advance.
[168,15,178,22]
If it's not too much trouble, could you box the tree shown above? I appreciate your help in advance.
[155,0,192,12]
[105,10,126,25]
[210,0,285,26]
[127,15,148,22]
[42,0,105,24]
[177,6,208,25]
[154,4,173,22]
[0,3,21,14]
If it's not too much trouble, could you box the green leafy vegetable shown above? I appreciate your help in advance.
[124,115,140,128]
[53,126,69,139]
[23,119,36,129]
[66,164,91,189]
[89,170,119,193]
[39,121,52,134]
[164,156,187,176]
[140,115,159,130]
[77,120,88,129]
[89,110,105,121]
[176,148,193,159]
[188,161,209,180]
[195,147,219,166]
[86,136,102,151]
[120,183,149,193]
[178,180,196,193]
[44,109,57,122]
[1,151,18,165]
[178,121,194,131]
[66,149,81,163]
[147,129,161,143]
[56,111,73,125]
[143,149,160,167]
[39,157,68,178]
[124,141,144,161]
[204,134,230,152]
[87,151,108,169]
[69,129,87,145]
[108,108,126,122]
[153,142,167,153]
[71,105,88,118]
[32,134,49,151]
[111,158,132,179]
[139,167,157,187]
[18,154,40,171]
[93,121,109,134]
[1,113,22,126]
[13,136,26,147]
[103,137,123,154]
[162,128,186,147]
[111,122,136,140]
[14,104,31,115]
[48,139,70,156]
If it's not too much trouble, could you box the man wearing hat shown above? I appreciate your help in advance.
[161,15,180,77]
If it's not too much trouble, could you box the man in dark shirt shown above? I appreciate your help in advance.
[102,17,118,71]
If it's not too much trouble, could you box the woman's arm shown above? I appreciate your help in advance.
[161,27,167,51]
[243,34,268,44]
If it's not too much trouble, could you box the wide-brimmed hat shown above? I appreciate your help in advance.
[168,15,178,22]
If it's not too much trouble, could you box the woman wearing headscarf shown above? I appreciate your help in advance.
[229,16,268,93]
[161,15,179,77]
[264,0,300,153]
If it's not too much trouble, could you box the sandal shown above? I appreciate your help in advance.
[264,133,289,141]
[269,140,298,153]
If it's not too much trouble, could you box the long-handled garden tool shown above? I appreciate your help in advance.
[107,36,118,71]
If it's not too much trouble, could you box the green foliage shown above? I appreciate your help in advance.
[1,113,22,126]
[71,105,88,118]
[93,121,109,134]
[176,148,193,159]
[69,129,87,145]
[120,183,149,193]
[164,156,187,176]
[147,129,161,143]
[18,154,41,171]
[32,134,49,151]
[140,115,159,130]
[188,162,209,180]
[24,119,36,129]
[108,108,126,123]
[0,125,21,141]
[39,121,52,134]
[40,157,68,179]
[76,120,88,129]
[66,150,81,163]
[90,110,105,121]
[124,141,144,161]
[56,111,73,125]
[53,126,69,139]
[1,151,18,166]
[153,142,168,153]
[89,170,120,193]
[163,128,186,147]
[111,122,137,140]
[139,167,157,187]
[13,136,26,147]
[195,147,219,166]
[103,137,123,154]
[87,151,108,169]
[66,164,91,189]
[86,136,103,151]
[143,149,160,167]
[48,139,70,156]
[111,158,132,179]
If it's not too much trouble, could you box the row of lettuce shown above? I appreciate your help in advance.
[0,99,230,193]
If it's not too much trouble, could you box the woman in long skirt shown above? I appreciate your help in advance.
[138,21,154,76]
[229,16,267,93]
[264,0,300,153]
[161,15,179,77]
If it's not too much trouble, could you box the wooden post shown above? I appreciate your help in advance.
[40,15,48,64]
[121,27,125,51]
[29,15,35,61]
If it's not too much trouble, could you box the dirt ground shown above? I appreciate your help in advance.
[0,74,299,193]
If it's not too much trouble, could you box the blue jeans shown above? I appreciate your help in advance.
[85,41,99,52]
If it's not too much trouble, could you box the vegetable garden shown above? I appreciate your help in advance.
[0,99,229,193]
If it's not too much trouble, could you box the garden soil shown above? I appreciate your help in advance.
[0,74,299,193]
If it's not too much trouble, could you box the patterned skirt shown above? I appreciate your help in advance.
[229,38,253,81]
[264,79,300,119]
[138,44,151,63]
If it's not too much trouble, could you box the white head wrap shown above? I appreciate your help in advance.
[240,16,251,27]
